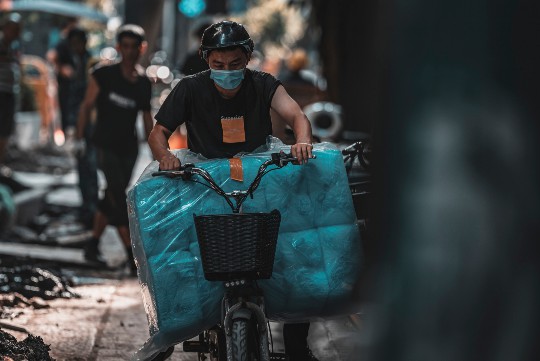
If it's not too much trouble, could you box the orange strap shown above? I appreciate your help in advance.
[229,158,244,182]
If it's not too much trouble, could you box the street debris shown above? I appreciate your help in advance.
[8,202,92,247]
[3,144,74,175]
[0,263,79,359]
[1,292,48,310]
[0,265,79,302]
[0,329,55,361]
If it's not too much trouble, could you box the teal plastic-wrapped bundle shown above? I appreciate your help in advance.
[128,137,361,360]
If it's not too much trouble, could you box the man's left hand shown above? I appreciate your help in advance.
[291,142,313,164]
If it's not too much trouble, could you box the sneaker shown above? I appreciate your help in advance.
[83,238,107,267]
[150,346,174,361]
[84,250,108,267]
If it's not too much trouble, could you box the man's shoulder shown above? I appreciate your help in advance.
[91,61,118,75]
[183,69,210,81]
[176,70,211,91]
[248,69,277,81]
[247,69,281,90]
[245,69,281,94]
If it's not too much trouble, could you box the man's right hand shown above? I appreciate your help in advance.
[159,152,181,170]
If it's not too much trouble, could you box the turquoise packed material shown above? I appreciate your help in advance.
[128,137,361,361]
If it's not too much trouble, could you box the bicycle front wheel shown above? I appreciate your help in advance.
[231,317,261,361]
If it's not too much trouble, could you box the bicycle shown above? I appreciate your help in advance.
[152,151,312,361]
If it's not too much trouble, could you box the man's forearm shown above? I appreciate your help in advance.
[148,126,172,161]
[148,125,182,170]
[293,114,313,144]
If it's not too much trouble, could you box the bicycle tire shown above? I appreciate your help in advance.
[232,318,249,361]
[232,317,262,361]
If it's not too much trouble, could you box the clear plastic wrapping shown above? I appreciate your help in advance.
[127,137,361,360]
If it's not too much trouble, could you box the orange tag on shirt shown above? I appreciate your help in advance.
[221,116,246,143]
[229,158,244,182]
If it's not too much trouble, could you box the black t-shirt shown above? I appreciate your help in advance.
[91,63,152,153]
[155,69,281,159]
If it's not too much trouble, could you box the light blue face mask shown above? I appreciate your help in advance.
[210,68,245,89]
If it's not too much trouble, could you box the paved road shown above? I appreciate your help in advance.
[3,275,362,361]
[2,138,363,360]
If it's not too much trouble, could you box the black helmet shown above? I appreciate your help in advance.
[199,21,254,60]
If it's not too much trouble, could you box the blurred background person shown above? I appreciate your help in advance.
[46,17,79,136]
[76,24,153,272]
[177,21,211,76]
[67,27,99,231]
[0,13,21,164]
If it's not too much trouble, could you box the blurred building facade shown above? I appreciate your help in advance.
[3,0,369,135]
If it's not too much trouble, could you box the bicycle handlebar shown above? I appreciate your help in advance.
[151,151,315,213]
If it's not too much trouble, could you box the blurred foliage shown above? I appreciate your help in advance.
[233,0,306,58]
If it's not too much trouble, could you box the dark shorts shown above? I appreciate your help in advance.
[97,147,138,226]
[0,92,15,137]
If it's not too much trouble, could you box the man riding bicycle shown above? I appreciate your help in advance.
[148,20,319,361]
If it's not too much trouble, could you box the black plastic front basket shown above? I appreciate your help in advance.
[194,210,281,281]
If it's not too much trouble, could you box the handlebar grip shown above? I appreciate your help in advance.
[272,152,317,166]
[152,170,186,178]
[152,163,195,178]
